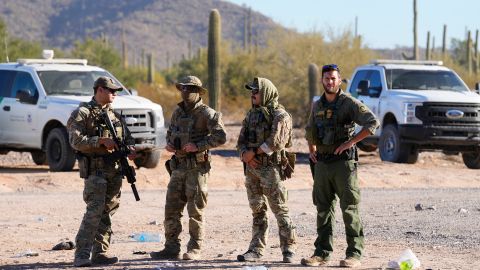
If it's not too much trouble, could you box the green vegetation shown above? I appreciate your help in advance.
[0,18,42,62]
[2,15,480,125]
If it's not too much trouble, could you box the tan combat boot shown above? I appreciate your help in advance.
[150,248,181,260]
[183,249,201,260]
[300,255,329,266]
[91,253,119,265]
[73,256,91,267]
[339,257,361,268]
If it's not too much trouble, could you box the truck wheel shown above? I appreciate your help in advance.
[379,124,417,164]
[45,128,76,171]
[31,150,48,165]
[134,150,161,168]
[462,150,480,169]
[357,141,378,152]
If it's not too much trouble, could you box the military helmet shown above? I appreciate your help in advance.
[175,75,207,95]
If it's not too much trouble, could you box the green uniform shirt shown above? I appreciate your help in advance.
[305,90,379,153]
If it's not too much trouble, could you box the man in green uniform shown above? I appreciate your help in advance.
[236,77,297,263]
[301,65,379,268]
[68,76,136,267]
[150,75,226,261]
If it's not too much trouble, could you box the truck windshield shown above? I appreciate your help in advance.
[385,69,469,92]
[37,71,128,96]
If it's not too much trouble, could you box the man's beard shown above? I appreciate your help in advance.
[323,84,339,94]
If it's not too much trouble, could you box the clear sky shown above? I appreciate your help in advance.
[225,0,480,49]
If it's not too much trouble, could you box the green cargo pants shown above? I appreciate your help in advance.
[163,163,209,253]
[75,170,122,259]
[312,159,364,259]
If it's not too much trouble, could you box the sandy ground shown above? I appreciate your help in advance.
[1,125,480,269]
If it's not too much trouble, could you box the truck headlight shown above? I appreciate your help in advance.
[403,102,422,124]
[153,109,165,129]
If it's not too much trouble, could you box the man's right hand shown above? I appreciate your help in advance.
[242,150,256,163]
[166,143,176,153]
[99,137,118,151]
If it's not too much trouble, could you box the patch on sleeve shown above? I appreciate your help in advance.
[359,105,368,113]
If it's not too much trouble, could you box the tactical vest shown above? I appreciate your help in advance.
[314,94,355,146]
[80,102,123,154]
[245,107,293,149]
[169,104,209,151]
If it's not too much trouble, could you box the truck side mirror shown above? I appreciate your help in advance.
[357,80,370,95]
[16,89,36,104]
[475,82,480,94]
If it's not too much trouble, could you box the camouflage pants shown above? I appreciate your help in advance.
[75,170,122,259]
[312,159,364,259]
[163,164,209,253]
[244,165,296,255]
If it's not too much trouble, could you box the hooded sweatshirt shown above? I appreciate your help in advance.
[237,77,293,157]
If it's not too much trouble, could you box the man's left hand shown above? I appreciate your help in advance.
[183,143,198,153]
[334,140,354,155]
[127,146,137,160]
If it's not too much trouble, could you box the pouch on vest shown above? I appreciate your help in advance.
[322,127,336,145]
[281,151,296,180]
[77,155,89,179]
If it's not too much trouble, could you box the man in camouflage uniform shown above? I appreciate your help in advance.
[302,64,379,268]
[236,77,297,263]
[67,76,136,267]
[150,75,226,261]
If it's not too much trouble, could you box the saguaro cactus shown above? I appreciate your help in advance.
[426,31,430,60]
[467,31,472,75]
[121,28,128,69]
[308,63,319,106]
[208,9,221,110]
[402,0,419,60]
[442,24,447,58]
[147,53,154,84]
[475,30,479,74]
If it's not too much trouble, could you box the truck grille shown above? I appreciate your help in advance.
[416,103,480,125]
[114,109,155,138]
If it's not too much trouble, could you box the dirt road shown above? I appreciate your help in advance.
[1,126,479,269]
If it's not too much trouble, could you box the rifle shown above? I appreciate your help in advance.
[100,110,140,201]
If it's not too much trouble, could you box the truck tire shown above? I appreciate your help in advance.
[45,128,76,171]
[379,124,418,164]
[357,141,378,152]
[462,150,480,169]
[31,150,48,165]
[134,150,161,168]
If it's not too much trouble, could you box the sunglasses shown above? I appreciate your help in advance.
[322,64,340,72]
[180,85,198,92]
[251,89,259,95]
[103,87,117,94]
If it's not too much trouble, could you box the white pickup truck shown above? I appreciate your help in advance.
[0,51,166,171]
[347,60,480,169]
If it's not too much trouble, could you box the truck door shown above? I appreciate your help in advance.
[0,70,17,143]
[3,71,40,147]
[349,69,383,136]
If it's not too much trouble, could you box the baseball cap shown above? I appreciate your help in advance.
[93,76,123,91]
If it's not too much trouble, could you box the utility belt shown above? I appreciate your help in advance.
[76,152,119,178]
[253,150,282,167]
[167,150,211,172]
[316,147,358,164]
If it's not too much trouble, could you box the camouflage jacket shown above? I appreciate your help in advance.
[167,98,226,157]
[305,90,379,153]
[67,97,134,155]
[237,77,293,157]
